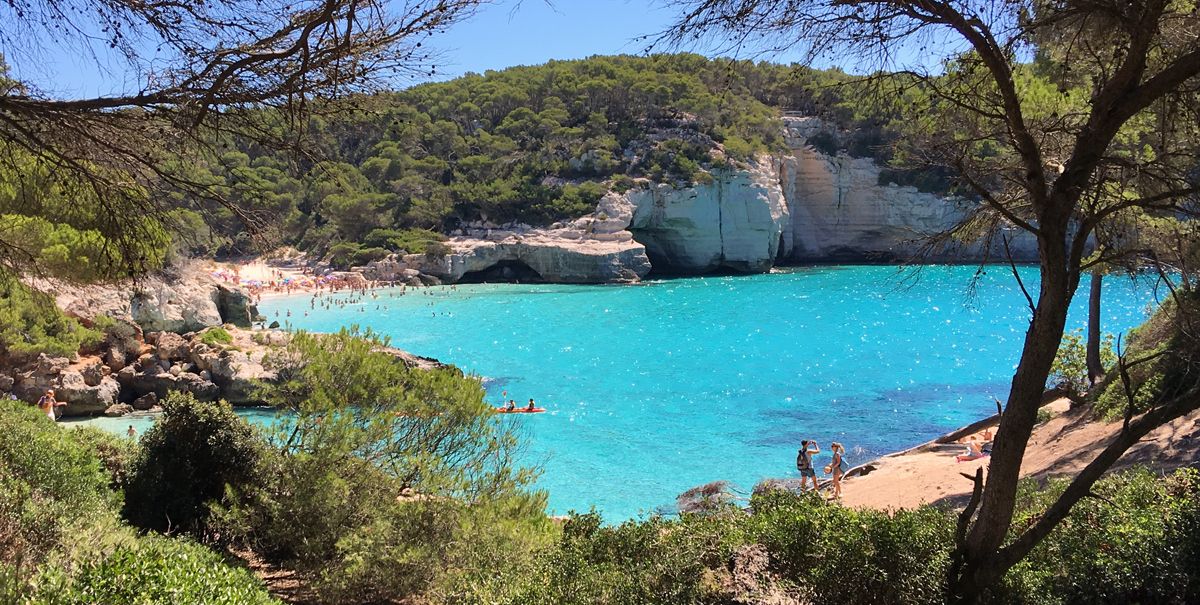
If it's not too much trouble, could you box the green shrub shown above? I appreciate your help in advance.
[225,328,547,602]
[123,393,268,538]
[0,275,100,361]
[0,401,116,573]
[1094,292,1200,419]
[993,468,1200,604]
[363,227,447,254]
[746,489,953,605]
[1049,328,1115,396]
[326,241,362,270]
[29,534,280,605]
[65,426,138,493]
[199,326,234,346]
[352,246,390,266]
[480,511,733,605]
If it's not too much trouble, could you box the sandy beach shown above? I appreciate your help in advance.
[840,399,1200,510]
[202,258,395,302]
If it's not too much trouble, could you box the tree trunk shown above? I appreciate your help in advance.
[948,233,1078,602]
[1087,271,1104,387]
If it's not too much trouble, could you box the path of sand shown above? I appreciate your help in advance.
[841,399,1200,510]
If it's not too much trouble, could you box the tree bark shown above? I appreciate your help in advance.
[1087,271,1104,387]
[949,225,1078,602]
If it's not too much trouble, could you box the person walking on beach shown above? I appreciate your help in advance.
[827,442,846,499]
[36,389,65,422]
[796,439,820,491]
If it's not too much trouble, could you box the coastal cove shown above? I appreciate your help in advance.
[81,265,1160,519]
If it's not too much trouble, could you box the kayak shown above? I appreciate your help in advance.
[494,407,546,414]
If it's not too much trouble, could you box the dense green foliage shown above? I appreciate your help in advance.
[123,393,269,537]
[0,402,116,575]
[213,328,550,601]
[0,276,100,361]
[4,388,1200,605]
[0,401,278,604]
[0,143,171,280]
[26,535,279,605]
[1095,290,1200,419]
[1049,328,1116,396]
[199,326,235,346]
[460,470,1200,605]
[179,55,917,259]
[1000,467,1200,604]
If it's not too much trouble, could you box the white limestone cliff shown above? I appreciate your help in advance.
[47,261,259,333]
[776,116,1038,262]
[624,161,788,273]
[357,115,1037,283]
[376,194,652,284]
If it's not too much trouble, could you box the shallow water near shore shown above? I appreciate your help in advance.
[80,266,1162,519]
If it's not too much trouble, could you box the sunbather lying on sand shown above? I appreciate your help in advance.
[956,439,988,463]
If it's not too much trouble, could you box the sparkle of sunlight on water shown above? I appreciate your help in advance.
[78,265,1165,520]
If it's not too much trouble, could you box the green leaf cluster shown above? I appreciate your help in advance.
[1049,328,1116,396]
[1095,290,1200,419]
[122,393,269,537]
[0,274,100,362]
[0,400,279,604]
[214,327,551,601]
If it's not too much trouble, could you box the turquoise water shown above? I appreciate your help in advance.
[79,266,1162,519]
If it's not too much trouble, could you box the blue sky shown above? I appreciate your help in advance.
[19,0,930,99]
[23,0,790,99]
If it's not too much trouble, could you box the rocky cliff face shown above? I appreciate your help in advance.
[625,163,787,273]
[616,116,1037,273]
[775,116,1038,263]
[361,195,653,284]
[353,115,1037,283]
[51,261,259,333]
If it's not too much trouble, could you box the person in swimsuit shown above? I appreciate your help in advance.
[36,389,65,422]
[828,442,846,499]
[796,439,820,491]
[526,398,536,412]
[505,399,516,412]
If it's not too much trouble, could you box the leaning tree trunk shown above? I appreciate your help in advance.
[948,227,1079,602]
[1087,271,1104,387]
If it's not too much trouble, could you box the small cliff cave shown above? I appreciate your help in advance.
[458,260,544,284]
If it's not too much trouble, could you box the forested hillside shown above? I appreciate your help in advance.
[173,54,905,261]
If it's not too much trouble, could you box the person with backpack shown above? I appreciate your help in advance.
[36,389,66,422]
[796,439,821,491]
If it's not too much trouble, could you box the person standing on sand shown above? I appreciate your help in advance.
[796,440,820,491]
[36,389,66,422]
[828,442,846,499]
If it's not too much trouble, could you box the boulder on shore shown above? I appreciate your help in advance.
[50,260,259,334]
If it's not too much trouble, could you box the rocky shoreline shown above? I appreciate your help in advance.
[5,261,446,418]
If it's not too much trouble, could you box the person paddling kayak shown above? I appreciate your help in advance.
[526,398,536,412]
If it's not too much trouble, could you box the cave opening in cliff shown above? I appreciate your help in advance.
[458,260,544,284]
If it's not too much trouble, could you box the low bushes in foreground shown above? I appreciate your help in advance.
[459,468,1200,605]
[0,401,278,605]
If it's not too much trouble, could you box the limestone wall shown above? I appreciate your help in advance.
[356,114,1039,283]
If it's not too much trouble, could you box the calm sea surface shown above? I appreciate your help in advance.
[78,266,1163,519]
